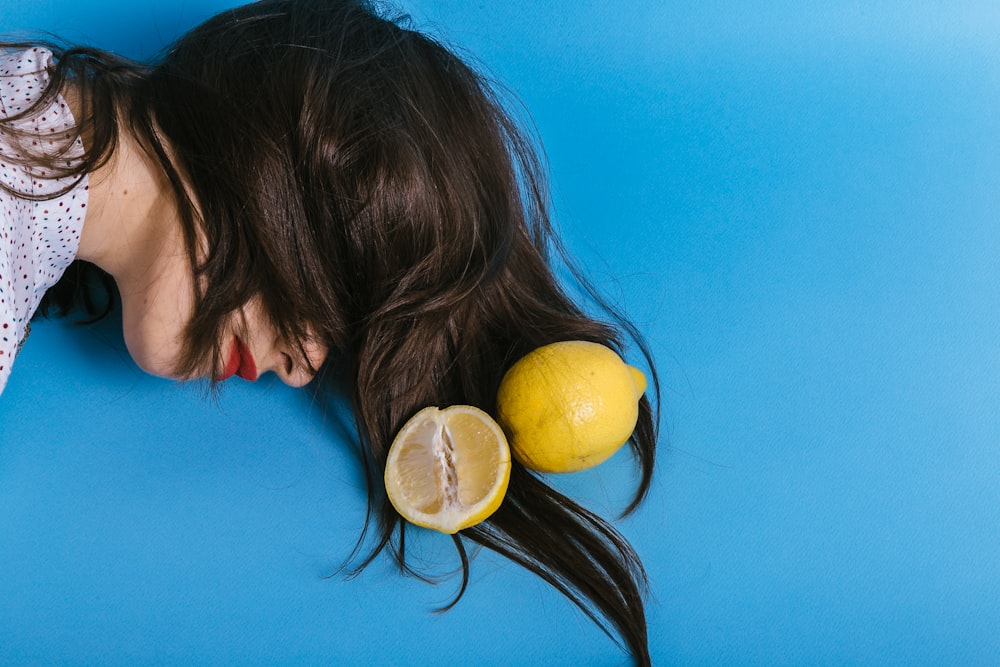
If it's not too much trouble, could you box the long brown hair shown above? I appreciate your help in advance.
[14,0,660,662]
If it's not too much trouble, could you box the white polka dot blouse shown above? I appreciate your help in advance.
[0,47,89,395]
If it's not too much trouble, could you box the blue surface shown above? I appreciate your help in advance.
[2,1,1000,664]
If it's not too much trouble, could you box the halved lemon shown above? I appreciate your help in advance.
[384,405,512,534]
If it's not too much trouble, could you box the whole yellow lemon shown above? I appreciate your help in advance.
[496,341,647,473]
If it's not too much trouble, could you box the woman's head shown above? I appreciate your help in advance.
[124,0,538,388]
[24,1,659,661]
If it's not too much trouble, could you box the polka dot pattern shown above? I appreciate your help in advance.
[0,48,88,394]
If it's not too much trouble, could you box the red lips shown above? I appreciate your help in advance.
[217,337,258,382]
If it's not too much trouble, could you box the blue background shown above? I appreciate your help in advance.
[2,1,999,664]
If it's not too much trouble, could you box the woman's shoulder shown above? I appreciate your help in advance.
[0,46,57,118]
[0,45,87,397]
[0,43,85,198]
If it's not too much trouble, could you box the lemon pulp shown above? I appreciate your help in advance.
[385,406,511,534]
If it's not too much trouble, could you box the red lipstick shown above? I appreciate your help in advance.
[218,339,241,381]
[235,338,258,381]
[217,337,258,382]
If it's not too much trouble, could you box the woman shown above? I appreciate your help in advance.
[1,0,659,662]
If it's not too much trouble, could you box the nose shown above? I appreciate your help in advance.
[275,337,328,388]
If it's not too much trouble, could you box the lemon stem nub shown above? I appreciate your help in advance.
[629,366,647,396]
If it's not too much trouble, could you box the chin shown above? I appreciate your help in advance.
[123,334,187,381]
[133,355,182,380]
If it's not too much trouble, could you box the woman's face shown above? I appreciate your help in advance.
[72,86,326,387]
[117,234,326,388]
[76,105,328,388]
[102,145,327,388]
